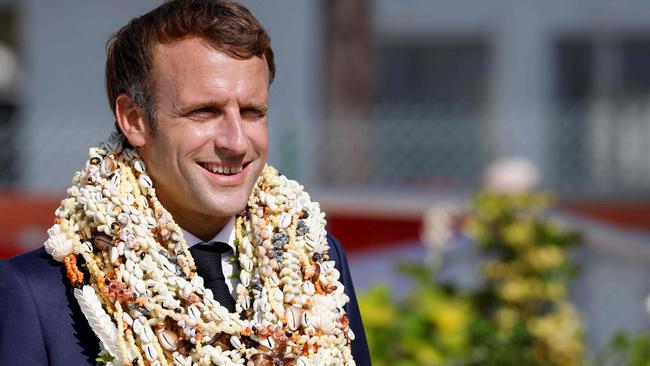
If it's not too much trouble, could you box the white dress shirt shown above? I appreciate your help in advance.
[181,216,240,297]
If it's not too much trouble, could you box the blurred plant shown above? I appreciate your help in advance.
[465,191,584,365]
[358,265,471,366]
[590,295,650,366]
[359,190,585,365]
[596,331,650,366]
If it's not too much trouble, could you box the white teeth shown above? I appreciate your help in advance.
[202,163,243,175]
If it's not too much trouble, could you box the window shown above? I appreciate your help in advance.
[0,4,18,185]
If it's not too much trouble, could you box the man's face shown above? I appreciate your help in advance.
[138,37,269,235]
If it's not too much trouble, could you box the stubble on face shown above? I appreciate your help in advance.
[139,38,270,241]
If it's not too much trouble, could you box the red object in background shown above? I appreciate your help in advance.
[326,213,421,253]
[561,201,650,232]
[2,192,648,259]
[0,192,61,258]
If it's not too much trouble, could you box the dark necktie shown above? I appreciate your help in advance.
[189,241,236,312]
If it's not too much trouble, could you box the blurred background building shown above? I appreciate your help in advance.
[0,0,649,356]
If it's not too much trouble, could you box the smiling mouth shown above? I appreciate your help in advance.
[199,162,247,176]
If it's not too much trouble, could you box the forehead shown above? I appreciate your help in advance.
[149,37,270,102]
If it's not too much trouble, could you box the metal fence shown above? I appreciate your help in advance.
[1,99,650,197]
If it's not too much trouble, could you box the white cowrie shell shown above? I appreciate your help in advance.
[230,335,242,349]
[348,329,356,340]
[241,294,251,310]
[271,288,283,302]
[136,195,148,208]
[240,271,250,287]
[284,293,295,304]
[141,325,155,343]
[145,216,157,228]
[296,356,311,366]
[95,212,107,225]
[302,311,319,329]
[110,247,119,263]
[125,194,135,205]
[266,195,276,210]
[188,305,201,320]
[117,241,125,256]
[134,266,144,280]
[260,300,271,313]
[173,354,188,366]
[181,284,193,299]
[268,273,280,287]
[162,260,176,274]
[132,319,144,336]
[109,173,120,189]
[253,312,264,324]
[322,261,336,271]
[133,225,145,238]
[117,213,129,225]
[279,213,292,229]
[143,343,157,361]
[80,241,93,253]
[133,159,146,173]
[139,175,153,190]
[191,274,204,289]
[285,306,302,331]
[122,312,133,326]
[259,336,275,349]
[135,279,146,294]
[302,281,315,296]
[123,182,133,194]
[157,329,179,352]
[240,256,253,272]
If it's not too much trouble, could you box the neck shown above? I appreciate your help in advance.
[175,214,230,242]
[160,201,231,242]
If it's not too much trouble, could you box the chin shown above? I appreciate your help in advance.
[204,193,249,217]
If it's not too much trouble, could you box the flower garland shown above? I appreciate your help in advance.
[44,132,356,366]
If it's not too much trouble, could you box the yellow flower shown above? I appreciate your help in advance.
[525,246,565,270]
[503,220,536,248]
[358,285,396,328]
[495,306,519,330]
[415,345,444,366]
[427,300,470,350]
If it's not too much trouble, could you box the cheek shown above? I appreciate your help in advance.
[246,122,269,154]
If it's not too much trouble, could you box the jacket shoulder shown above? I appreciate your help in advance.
[1,247,65,293]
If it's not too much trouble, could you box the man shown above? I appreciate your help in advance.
[0,1,370,365]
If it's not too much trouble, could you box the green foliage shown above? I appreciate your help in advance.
[95,352,114,365]
[359,190,585,365]
[592,331,650,366]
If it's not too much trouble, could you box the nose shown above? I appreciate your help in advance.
[214,107,248,155]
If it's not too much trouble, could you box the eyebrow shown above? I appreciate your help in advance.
[174,100,268,115]
[244,102,269,112]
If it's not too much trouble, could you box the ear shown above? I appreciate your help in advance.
[115,93,150,147]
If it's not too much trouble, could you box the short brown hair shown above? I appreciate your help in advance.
[105,0,275,131]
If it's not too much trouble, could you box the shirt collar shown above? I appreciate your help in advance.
[181,216,237,253]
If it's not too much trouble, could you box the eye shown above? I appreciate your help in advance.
[186,106,220,121]
[191,107,215,116]
[241,108,266,120]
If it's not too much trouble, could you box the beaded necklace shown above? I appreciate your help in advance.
[44,132,355,366]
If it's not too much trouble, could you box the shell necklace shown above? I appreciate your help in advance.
[44,132,356,366]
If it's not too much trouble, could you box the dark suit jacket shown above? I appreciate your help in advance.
[0,234,371,365]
